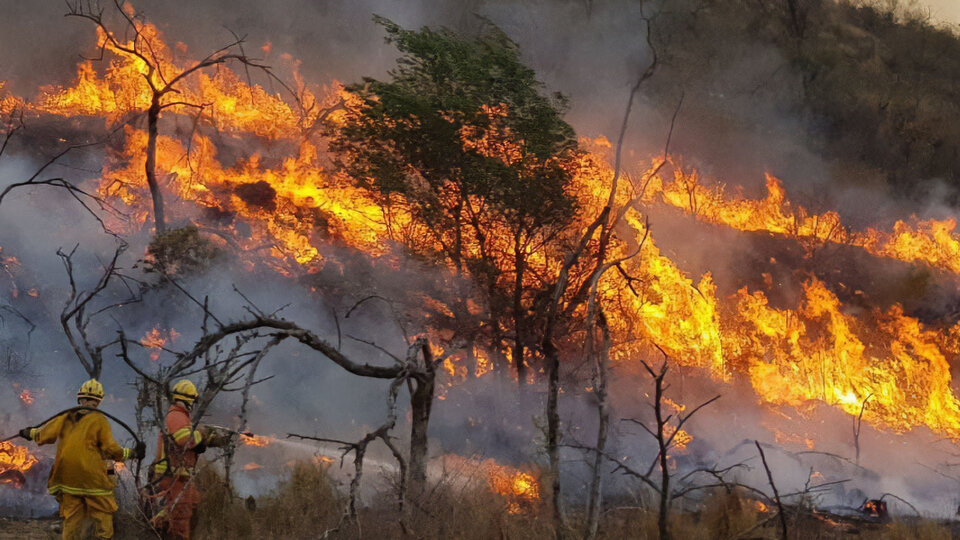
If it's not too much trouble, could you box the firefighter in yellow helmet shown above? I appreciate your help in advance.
[151,379,211,540]
[18,379,145,540]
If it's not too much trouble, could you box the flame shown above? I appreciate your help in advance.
[0,441,39,487]
[240,434,271,447]
[440,455,541,513]
[18,389,34,405]
[668,427,693,451]
[0,82,24,116]
[646,165,960,275]
[242,462,263,471]
[483,460,541,514]
[140,326,179,361]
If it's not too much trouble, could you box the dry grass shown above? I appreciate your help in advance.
[84,461,958,540]
[193,460,342,540]
[876,520,952,540]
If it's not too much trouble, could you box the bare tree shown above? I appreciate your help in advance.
[109,278,450,515]
[539,6,663,536]
[58,242,141,378]
[289,340,424,519]
[563,352,739,540]
[0,106,120,228]
[66,0,297,234]
[621,353,720,540]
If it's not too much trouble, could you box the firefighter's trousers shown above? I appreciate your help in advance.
[59,493,118,539]
[155,476,200,540]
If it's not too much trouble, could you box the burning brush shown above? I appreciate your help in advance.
[200,425,270,448]
[0,440,39,489]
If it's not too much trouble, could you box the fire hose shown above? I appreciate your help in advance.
[0,406,145,489]
[2,406,142,445]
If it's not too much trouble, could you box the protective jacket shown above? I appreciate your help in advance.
[153,404,203,477]
[151,404,205,540]
[28,410,132,497]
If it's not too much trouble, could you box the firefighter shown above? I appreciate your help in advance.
[151,379,211,540]
[18,379,145,540]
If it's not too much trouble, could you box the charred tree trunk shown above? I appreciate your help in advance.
[584,313,611,540]
[408,342,436,497]
[653,367,670,540]
[146,97,166,234]
[544,335,563,539]
[513,236,526,387]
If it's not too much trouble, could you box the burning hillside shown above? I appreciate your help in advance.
[3,20,959,441]
[4,1,960,538]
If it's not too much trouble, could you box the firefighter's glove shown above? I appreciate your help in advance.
[18,427,32,441]
[134,442,147,460]
[194,441,207,455]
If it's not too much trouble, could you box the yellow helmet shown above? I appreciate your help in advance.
[171,379,198,404]
[77,379,105,403]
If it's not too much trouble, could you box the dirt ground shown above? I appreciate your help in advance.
[0,518,58,539]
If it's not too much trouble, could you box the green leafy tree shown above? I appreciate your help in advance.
[329,17,581,384]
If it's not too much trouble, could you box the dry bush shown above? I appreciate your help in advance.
[347,469,552,540]
[142,225,220,276]
[192,465,254,539]
[697,489,764,539]
[253,460,343,538]
[192,460,342,540]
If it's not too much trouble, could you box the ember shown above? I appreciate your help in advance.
[860,499,889,521]
[0,469,26,488]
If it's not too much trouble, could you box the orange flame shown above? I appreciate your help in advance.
[0,441,39,487]
[646,165,960,275]
[240,434,271,447]
[484,460,541,514]
[140,326,179,361]
[18,389,34,405]
[442,455,541,514]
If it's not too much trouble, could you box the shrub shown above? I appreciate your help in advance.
[142,226,220,276]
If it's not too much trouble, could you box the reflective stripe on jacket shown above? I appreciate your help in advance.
[154,404,203,477]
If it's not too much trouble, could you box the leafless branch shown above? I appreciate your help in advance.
[755,441,788,540]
